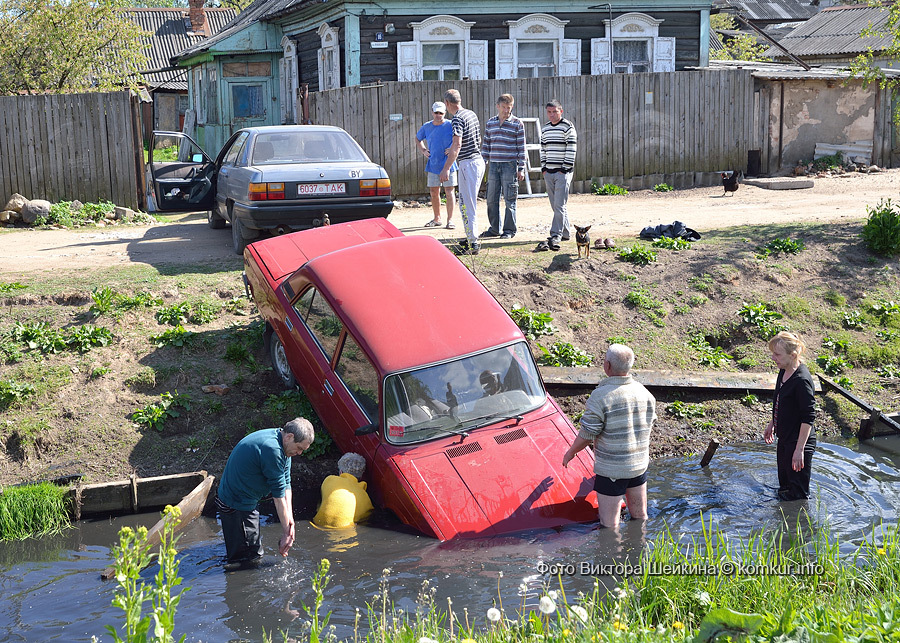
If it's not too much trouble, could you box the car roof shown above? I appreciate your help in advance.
[251,219,402,282]
[307,235,524,373]
[241,125,348,135]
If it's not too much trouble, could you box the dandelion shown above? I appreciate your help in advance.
[487,607,501,623]
[562,628,571,637]
[498,571,504,578]
[672,621,684,630]
[878,547,886,555]
[696,590,711,606]
[548,589,559,600]
[570,605,588,622]
[613,586,628,600]
[519,583,528,593]
[613,620,627,631]
[539,595,557,615]
[460,639,476,643]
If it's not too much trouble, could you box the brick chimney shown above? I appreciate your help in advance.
[187,0,209,37]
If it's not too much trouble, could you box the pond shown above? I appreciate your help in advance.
[1,436,898,642]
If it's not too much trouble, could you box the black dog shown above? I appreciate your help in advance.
[575,225,592,259]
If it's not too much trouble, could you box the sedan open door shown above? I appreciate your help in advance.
[149,132,217,212]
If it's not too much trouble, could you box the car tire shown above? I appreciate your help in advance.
[208,207,226,230]
[269,333,297,389]
[232,216,248,255]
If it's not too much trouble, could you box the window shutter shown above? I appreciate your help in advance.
[654,37,675,72]
[397,41,420,81]
[560,39,581,76]
[317,47,325,90]
[495,39,515,79]
[590,38,611,75]
[466,40,488,79]
[327,46,341,88]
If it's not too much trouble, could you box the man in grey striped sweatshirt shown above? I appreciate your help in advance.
[562,344,656,529]
[535,99,577,252]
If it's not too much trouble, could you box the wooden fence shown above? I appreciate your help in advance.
[0,91,143,210]
[309,69,756,197]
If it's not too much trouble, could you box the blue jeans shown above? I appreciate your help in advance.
[486,161,519,236]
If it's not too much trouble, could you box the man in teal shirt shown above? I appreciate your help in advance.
[216,418,315,566]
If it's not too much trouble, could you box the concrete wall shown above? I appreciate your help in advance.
[759,78,886,173]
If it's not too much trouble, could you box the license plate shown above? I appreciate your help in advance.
[297,182,346,195]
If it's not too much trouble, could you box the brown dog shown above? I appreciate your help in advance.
[575,225,592,259]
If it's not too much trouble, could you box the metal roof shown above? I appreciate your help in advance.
[122,7,236,74]
[142,69,188,92]
[709,58,900,79]
[766,4,894,57]
[714,0,819,22]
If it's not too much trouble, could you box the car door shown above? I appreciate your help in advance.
[215,131,250,219]
[149,132,217,212]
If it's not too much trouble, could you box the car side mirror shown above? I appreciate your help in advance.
[355,422,379,436]
[192,153,204,163]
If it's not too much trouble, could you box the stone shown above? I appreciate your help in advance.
[71,200,83,211]
[869,165,881,173]
[3,193,27,213]
[393,200,404,209]
[20,199,50,224]
[201,384,231,396]
[0,210,13,222]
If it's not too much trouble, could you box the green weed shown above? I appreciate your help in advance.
[740,392,759,406]
[688,274,714,292]
[688,294,708,308]
[757,237,805,258]
[130,392,191,432]
[0,482,70,541]
[688,333,732,367]
[90,286,118,316]
[653,183,674,192]
[314,314,342,337]
[842,310,866,330]
[509,305,557,340]
[150,325,195,348]
[125,368,157,391]
[0,336,23,364]
[224,341,257,370]
[91,365,111,379]
[877,329,900,342]
[537,341,594,367]
[836,376,854,389]
[875,363,900,378]
[652,236,691,251]
[737,302,785,338]
[625,289,666,327]
[0,282,26,295]
[592,182,628,195]
[666,400,706,418]
[117,291,162,310]
[869,299,900,326]
[66,325,113,353]
[10,321,67,354]
[823,289,846,307]
[862,198,900,256]
[618,245,658,266]
[0,379,36,410]
[188,300,220,325]
[816,354,850,376]
[822,336,850,353]
[156,302,191,326]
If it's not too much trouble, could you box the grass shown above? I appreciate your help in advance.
[0,482,70,540]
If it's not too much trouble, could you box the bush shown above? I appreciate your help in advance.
[862,199,900,256]
[537,341,594,367]
[591,182,628,196]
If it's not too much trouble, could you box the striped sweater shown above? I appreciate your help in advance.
[578,375,657,480]
[539,118,577,173]
[451,108,482,161]
[482,114,526,169]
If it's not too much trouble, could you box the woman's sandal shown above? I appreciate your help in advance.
[446,221,455,229]
[424,219,441,227]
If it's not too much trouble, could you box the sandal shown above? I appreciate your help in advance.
[548,240,561,251]
[446,222,455,229]
[534,240,550,252]
[424,219,441,227]
[604,238,616,249]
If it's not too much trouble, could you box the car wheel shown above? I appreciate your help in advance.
[208,207,225,230]
[269,333,297,389]
[232,216,248,255]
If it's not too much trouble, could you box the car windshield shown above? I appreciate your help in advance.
[251,130,369,165]
[383,342,546,445]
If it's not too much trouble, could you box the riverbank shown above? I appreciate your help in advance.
[1,176,898,490]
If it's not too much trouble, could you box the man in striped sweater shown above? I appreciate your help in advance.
[535,99,577,252]
[480,93,525,239]
[441,88,485,255]
[562,344,656,529]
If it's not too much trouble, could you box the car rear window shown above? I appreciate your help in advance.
[251,130,369,165]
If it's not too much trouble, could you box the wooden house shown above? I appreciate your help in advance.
[172,0,714,155]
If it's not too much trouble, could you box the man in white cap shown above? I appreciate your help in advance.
[415,101,457,229]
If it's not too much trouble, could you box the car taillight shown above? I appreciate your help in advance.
[359,179,376,197]
[248,182,285,201]
[377,178,391,196]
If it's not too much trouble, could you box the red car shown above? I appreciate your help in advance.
[243,219,598,539]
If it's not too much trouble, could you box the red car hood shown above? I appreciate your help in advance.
[389,417,597,539]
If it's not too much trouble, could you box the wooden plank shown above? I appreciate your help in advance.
[542,366,821,393]
[818,374,900,439]
[0,97,12,199]
[100,475,214,580]
[100,93,118,204]
[35,95,51,201]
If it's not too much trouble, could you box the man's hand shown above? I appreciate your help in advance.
[439,169,449,183]
[278,530,294,556]
[516,170,525,181]
[422,149,431,157]
[764,422,774,444]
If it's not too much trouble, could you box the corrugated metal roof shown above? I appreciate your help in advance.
[122,8,235,73]
[767,4,894,57]
[173,0,301,62]
[709,58,900,78]
[142,69,188,91]
[714,0,819,22]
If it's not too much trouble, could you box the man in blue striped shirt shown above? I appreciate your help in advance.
[481,94,526,240]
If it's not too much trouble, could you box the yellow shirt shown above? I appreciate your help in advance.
[312,473,374,529]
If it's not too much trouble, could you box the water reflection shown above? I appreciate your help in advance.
[0,438,897,642]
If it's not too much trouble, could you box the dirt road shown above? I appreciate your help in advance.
[1,171,897,273]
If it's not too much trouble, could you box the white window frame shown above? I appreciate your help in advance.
[281,35,298,123]
[317,23,341,90]
[397,15,487,81]
[590,12,675,75]
[496,13,580,79]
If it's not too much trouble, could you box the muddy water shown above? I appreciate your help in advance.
[1,437,898,642]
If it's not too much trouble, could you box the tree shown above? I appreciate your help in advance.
[849,3,900,125]
[0,0,149,95]
[709,13,769,62]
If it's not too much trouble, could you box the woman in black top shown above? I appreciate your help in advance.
[763,331,816,500]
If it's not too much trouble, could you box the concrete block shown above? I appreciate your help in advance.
[742,177,815,190]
